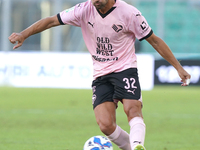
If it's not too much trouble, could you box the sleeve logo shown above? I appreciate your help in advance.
[65,6,75,13]
[140,21,147,30]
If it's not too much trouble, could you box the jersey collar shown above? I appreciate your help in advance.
[97,7,116,18]
[97,0,117,18]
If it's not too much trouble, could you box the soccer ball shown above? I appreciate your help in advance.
[83,135,113,150]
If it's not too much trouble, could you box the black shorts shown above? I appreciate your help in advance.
[91,68,142,109]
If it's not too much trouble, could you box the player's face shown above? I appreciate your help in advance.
[92,0,109,10]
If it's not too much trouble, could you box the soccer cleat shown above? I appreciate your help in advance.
[133,144,146,150]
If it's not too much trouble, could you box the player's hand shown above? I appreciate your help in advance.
[178,69,191,86]
[8,33,25,49]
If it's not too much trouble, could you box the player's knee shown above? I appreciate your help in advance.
[123,100,143,121]
[125,107,143,121]
[97,120,116,136]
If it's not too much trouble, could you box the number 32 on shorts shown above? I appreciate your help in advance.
[123,78,137,89]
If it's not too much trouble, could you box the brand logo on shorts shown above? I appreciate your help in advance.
[127,89,136,95]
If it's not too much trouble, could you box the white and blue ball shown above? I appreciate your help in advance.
[83,135,113,150]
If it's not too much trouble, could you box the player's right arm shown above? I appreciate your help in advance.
[8,15,60,49]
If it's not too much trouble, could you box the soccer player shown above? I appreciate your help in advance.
[8,0,191,149]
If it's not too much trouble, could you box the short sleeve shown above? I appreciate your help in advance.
[57,2,86,27]
[128,11,153,41]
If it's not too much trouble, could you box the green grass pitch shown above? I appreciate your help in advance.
[0,86,199,150]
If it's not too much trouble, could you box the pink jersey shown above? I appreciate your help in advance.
[58,0,152,79]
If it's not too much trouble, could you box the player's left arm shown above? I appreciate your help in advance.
[145,33,191,86]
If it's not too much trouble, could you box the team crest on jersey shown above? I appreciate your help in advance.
[112,24,123,33]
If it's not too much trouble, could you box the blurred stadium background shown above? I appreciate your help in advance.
[1,0,200,53]
[0,0,200,88]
